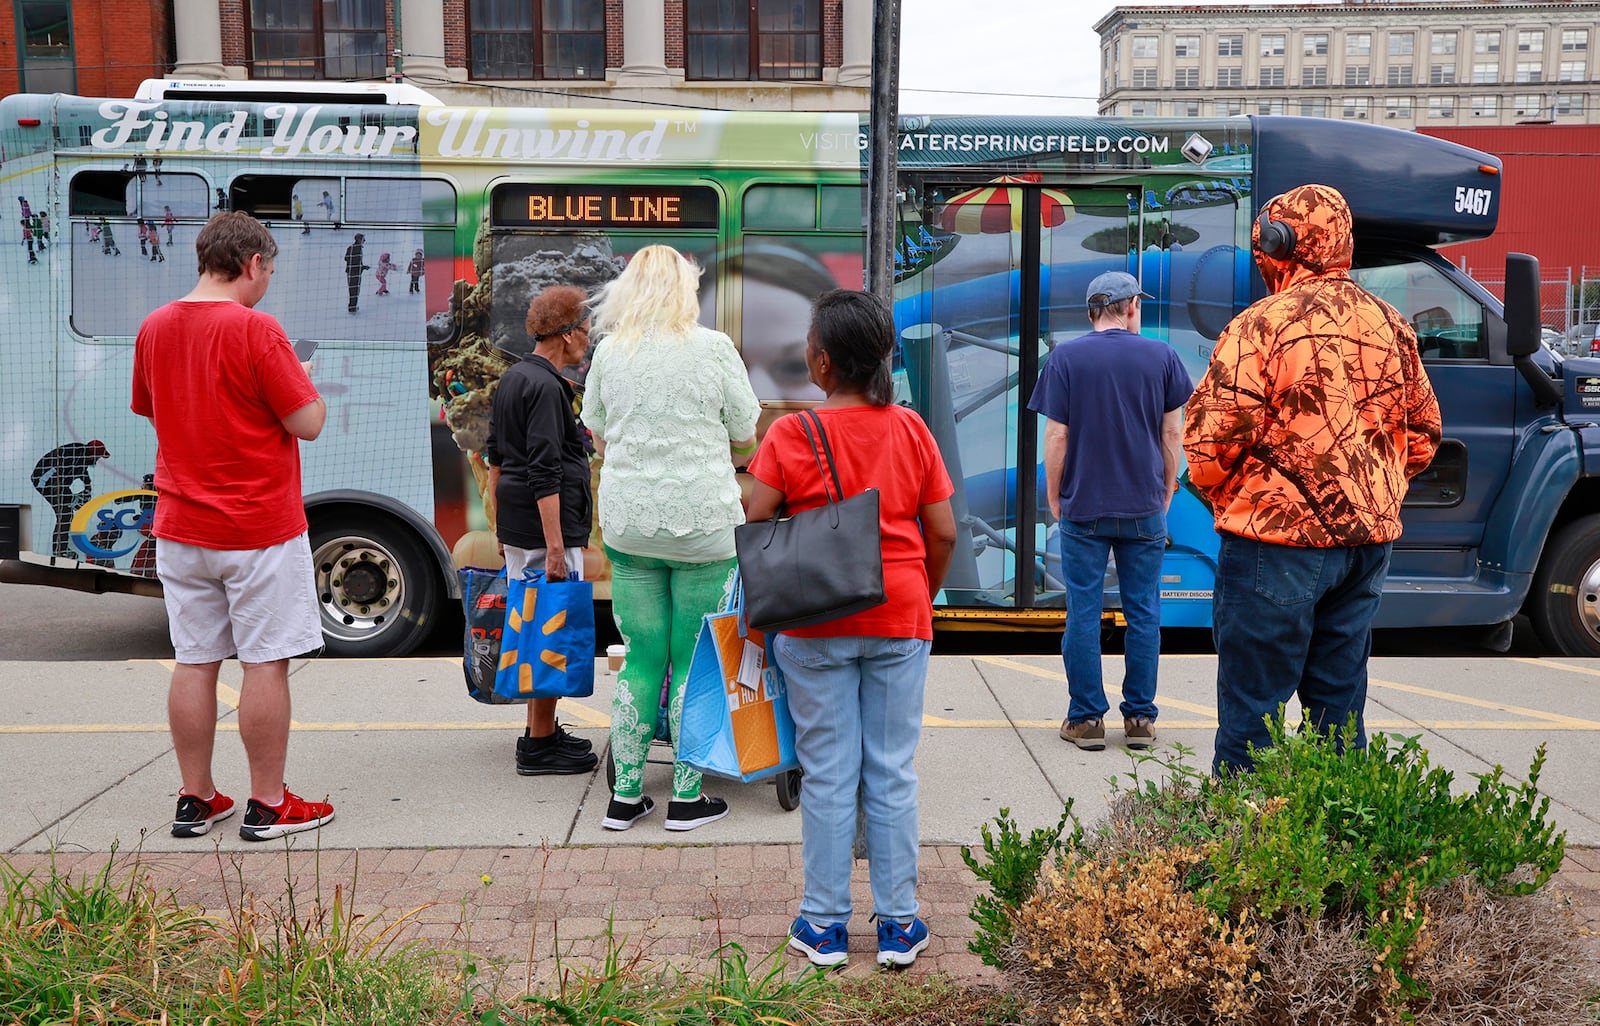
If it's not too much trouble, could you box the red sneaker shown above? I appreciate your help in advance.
[239,787,335,841]
[171,791,235,837]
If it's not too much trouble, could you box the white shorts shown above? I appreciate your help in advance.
[503,544,584,581]
[157,533,323,664]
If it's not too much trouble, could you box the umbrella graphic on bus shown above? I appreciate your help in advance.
[937,173,1074,236]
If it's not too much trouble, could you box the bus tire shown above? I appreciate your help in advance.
[309,513,440,658]
[1529,514,1600,657]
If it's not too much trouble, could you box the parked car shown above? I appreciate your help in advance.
[1561,322,1600,355]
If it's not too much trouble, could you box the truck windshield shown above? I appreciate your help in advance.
[1350,256,1487,361]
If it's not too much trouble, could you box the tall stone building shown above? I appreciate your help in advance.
[1,0,869,111]
[1096,1,1599,126]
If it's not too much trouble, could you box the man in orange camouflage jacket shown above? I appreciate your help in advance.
[1184,183,1441,774]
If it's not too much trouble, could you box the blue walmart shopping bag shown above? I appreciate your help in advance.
[492,571,596,701]
[678,578,798,783]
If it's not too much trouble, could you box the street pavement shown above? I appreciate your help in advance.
[2,649,1599,980]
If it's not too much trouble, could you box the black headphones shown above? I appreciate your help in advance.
[1256,204,1297,260]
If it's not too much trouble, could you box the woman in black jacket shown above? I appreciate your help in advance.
[485,284,598,776]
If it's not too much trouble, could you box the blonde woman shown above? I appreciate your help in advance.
[581,245,760,832]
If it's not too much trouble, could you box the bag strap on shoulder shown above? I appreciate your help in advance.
[799,408,845,505]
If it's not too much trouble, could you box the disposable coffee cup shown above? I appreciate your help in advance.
[606,644,626,672]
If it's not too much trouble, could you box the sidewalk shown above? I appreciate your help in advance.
[4,651,1600,978]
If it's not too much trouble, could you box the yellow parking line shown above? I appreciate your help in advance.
[1368,677,1598,728]
[975,655,1219,717]
[1511,657,1600,679]
[153,659,242,709]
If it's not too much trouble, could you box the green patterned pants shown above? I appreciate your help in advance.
[605,546,736,801]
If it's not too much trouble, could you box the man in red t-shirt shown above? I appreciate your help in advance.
[131,212,334,843]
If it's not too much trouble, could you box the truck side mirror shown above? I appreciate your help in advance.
[1503,253,1541,358]
[1503,252,1562,408]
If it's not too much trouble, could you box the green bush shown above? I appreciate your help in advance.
[975,720,1586,1022]
[961,804,1079,968]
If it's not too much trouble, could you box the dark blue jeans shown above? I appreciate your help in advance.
[1211,532,1393,775]
[1059,513,1166,725]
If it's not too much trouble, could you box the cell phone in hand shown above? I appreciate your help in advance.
[293,338,320,361]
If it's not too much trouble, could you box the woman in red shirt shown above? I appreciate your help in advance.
[746,289,956,970]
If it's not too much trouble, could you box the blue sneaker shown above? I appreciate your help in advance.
[787,916,849,967]
[875,917,930,968]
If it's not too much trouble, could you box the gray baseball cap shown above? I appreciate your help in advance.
[1085,270,1152,307]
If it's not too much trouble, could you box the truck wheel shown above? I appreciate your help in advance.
[1529,514,1600,656]
[309,515,440,657]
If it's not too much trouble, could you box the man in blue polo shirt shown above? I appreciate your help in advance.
[1026,270,1193,751]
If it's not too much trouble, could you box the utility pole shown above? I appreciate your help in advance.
[866,0,900,300]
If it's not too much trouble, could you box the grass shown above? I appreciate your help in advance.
[0,849,1015,1026]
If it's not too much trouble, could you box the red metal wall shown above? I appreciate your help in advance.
[1419,124,1600,284]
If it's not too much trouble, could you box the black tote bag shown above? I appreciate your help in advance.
[735,409,885,632]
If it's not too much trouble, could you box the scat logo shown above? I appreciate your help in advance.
[69,488,157,560]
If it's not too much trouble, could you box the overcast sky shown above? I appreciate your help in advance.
[900,1,1331,117]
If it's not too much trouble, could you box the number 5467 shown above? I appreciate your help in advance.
[1455,186,1492,215]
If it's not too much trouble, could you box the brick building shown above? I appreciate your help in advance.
[1,0,172,96]
[3,0,869,111]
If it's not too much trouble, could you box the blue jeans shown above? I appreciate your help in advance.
[1059,514,1166,725]
[773,633,932,927]
[1211,532,1393,775]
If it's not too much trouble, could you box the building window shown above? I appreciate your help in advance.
[1428,95,1456,117]
[1515,62,1544,83]
[1563,29,1588,52]
[1475,31,1501,54]
[1217,34,1243,57]
[1174,34,1200,57]
[1258,98,1285,115]
[1388,64,1414,85]
[1219,99,1243,115]
[685,0,821,81]
[1217,67,1241,88]
[1260,34,1285,56]
[1471,95,1498,117]
[1133,67,1157,88]
[16,0,76,92]
[1518,30,1544,53]
[1304,33,1328,56]
[1302,65,1328,87]
[1430,63,1457,84]
[1180,100,1201,117]
[1472,62,1499,84]
[1342,97,1369,119]
[1260,66,1284,87]
[1432,32,1457,55]
[1556,93,1586,115]
[1385,96,1413,118]
[249,0,386,79]
[1559,60,1586,82]
[1389,32,1414,56]
[1344,64,1370,86]
[469,0,605,79]
[1130,101,1154,116]
[1175,67,1199,88]
[1133,35,1158,58]
[1299,98,1328,117]
[1346,32,1371,56]
[1513,94,1543,116]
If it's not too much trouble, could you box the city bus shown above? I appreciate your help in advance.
[3,88,1595,658]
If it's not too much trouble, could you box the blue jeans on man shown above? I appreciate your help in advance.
[1210,532,1393,775]
[1060,513,1166,726]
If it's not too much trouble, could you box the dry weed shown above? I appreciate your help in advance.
[1005,847,1256,1025]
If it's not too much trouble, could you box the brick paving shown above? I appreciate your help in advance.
[4,843,1596,988]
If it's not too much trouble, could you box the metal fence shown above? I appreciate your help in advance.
[1465,264,1600,344]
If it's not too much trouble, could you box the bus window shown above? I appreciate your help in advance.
[1350,257,1487,361]
[743,185,815,229]
[345,178,457,225]
[70,172,137,217]
[819,186,864,230]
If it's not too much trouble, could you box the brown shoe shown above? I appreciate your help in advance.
[1060,717,1106,750]
[1124,716,1157,750]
